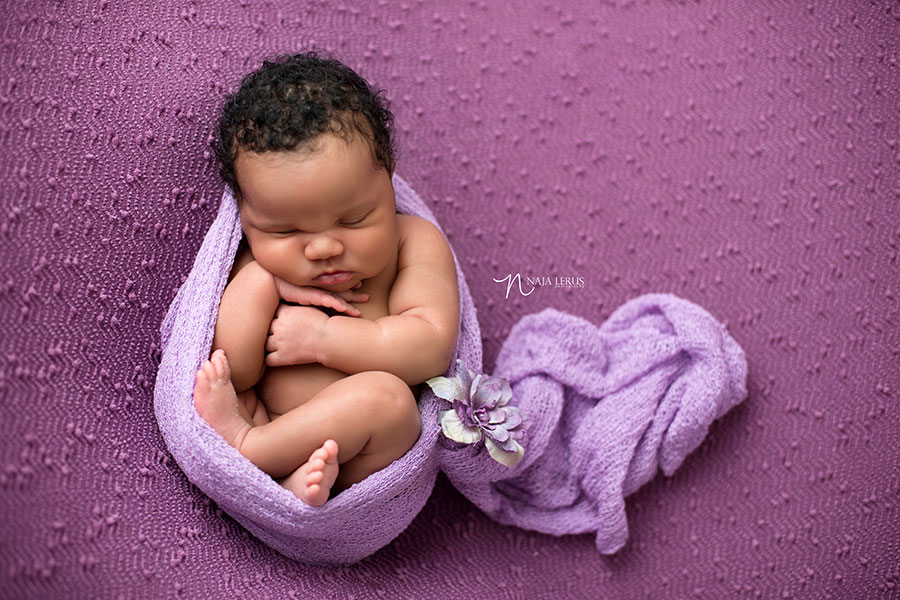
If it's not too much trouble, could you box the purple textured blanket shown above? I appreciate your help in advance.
[6,2,896,596]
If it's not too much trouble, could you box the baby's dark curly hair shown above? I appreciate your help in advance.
[214,52,395,199]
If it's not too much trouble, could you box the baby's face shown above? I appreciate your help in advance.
[234,133,398,292]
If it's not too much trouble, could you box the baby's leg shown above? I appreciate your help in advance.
[241,370,421,499]
[193,349,254,450]
[193,351,335,509]
[211,259,279,392]
[277,440,339,506]
[195,352,420,506]
[256,363,347,417]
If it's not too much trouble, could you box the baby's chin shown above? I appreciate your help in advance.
[308,277,362,292]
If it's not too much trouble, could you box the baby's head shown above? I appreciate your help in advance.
[214,53,400,291]
[215,51,396,200]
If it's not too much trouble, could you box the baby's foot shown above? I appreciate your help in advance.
[279,440,339,507]
[193,349,252,451]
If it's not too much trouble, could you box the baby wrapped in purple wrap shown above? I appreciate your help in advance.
[154,52,748,565]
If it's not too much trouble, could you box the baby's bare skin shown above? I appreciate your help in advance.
[254,220,402,417]
[193,133,460,506]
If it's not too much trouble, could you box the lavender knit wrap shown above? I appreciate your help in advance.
[439,299,748,554]
[154,176,747,564]
[155,176,482,565]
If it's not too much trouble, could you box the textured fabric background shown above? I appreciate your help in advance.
[1,1,898,598]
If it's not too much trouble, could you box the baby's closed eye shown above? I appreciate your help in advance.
[339,211,371,226]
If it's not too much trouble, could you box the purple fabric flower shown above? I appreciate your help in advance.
[426,359,528,467]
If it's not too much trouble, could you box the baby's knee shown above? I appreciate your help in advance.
[360,371,420,433]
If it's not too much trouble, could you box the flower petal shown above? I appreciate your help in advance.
[485,438,524,468]
[488,407,507,424]
[453,400,477,427]
[494,429,522,452]
[473,378,502,409]
[456,360,473,401]
[497,379,513,406]
[469,373,484,406]
[502,409,523,430]
[487,426,511,443]
[440,409,483,444]
[426,376,461,402]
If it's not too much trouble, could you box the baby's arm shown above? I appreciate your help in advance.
[212,246,369,391]
[322,217,460,384]
[271,217,460,385]
[211,253,280,392]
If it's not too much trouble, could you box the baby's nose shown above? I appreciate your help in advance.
[304,235,343,260]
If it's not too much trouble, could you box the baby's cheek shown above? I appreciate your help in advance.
[254,240,294,281]
[274,243,308,285]
[357,241,381,273]
[371,229,396,266]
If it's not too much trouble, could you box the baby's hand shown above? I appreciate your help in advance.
[273,276,368,317]
[265,305,329,366]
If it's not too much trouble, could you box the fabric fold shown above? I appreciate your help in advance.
[155,177,747,563]
[154,176,482,565]
[439,295,748,554]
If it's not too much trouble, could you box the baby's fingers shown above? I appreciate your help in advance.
[335,289,369,305]
[321,292,361,316]
[265,333,277,353]
[322,290,356,312]
[296,289,356,315]
[300,288,356,315]
[265,351,285,367]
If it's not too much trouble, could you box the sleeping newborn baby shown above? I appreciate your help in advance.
[193,52,460,506]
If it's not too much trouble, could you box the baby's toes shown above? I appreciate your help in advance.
[200,359,217,382]
[306,469,324,485]
[210,349,230,380]
[193,368,210,395]
[322,440,339,460]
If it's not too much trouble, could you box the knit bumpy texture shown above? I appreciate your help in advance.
[155,176,481,565]
[154,176,746,564]
[441,297,747,554]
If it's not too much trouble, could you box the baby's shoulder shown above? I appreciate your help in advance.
[395,213,454,268]
[397,213,448,250]
[395,212,434,233]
